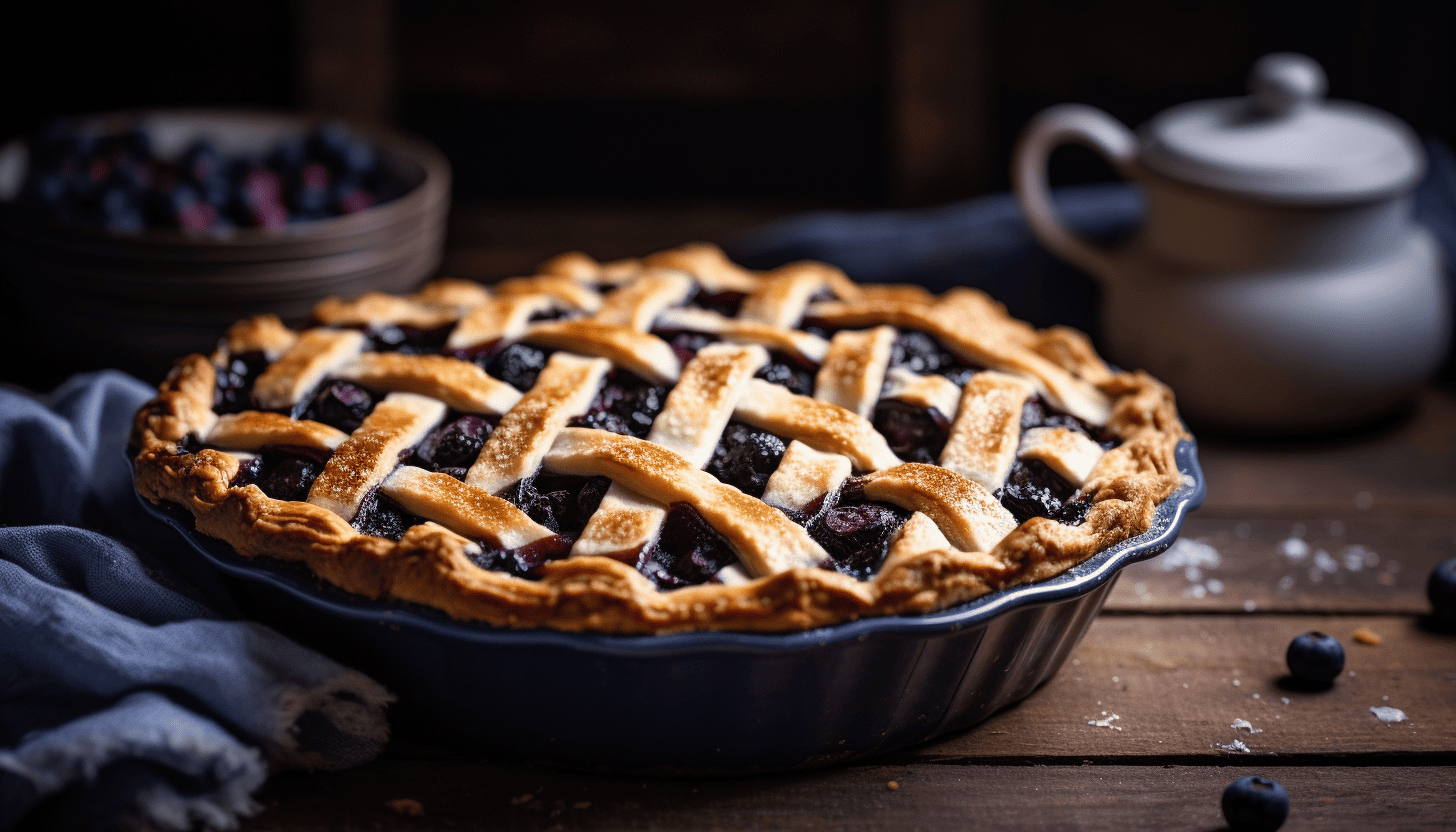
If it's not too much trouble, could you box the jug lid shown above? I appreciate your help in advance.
[1139,53,1425,203]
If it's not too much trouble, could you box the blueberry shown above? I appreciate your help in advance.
[416,415,494,470]
[1221,776,1289,832]
[213,351,268,413]
[706,422,786,498]
[352,489,422,541]
[688,288,745,317]
[754,352,815,396]
[1286,631,1345,685]
[997,459,1081,524]
[180,140,223,183]
[872,400,949,463]
[568,372,667,439]
[890,331,978,381]
[1428,557,1456,622]
[266,136,309,178]
[256,455,321,502]
[299,381,376,432]
[658,330,717,367]
[486,343,550,392]
[804,482,909,579]
[637,502,739,588]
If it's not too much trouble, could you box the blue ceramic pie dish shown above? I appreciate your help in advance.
[140,440,1204,774]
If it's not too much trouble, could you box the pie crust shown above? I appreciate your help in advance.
[131,243,1188,634]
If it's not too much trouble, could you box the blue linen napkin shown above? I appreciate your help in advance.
[0,372,393,831]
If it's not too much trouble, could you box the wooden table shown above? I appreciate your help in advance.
[236,212,1456,829]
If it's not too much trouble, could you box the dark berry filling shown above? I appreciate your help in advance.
[404,413,498,472]
[753,350,817,396]
[297,380,378,433]
[873,400,950,464]
[890,331,978,385]
[501,472,612,538]
[213,351,269,414]
[706,422,787,499]
[636,502,739,589]
[803,479,910,580]
[232,447,331,502]
[468,535,574,580]
[358,323,453,355]
[567,370,668,439]
[996,459,1089,526]
[687,288,746,318]
[352,488,425,541]
[484,342,552,392]
[527,307,569,323]
[652,329,720,368]
[1021,395,1117,448]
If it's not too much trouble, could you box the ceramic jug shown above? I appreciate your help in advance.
[1013,53,1450,432]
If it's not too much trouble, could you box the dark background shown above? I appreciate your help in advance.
[4,0,1452,207]
[2,0,1454,390]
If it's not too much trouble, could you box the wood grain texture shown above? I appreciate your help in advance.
[1106,513,1455,614]
[911,615,1456,762]
[242,763,1456,831]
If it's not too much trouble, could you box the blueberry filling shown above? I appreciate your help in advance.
[753,350,817,396]
[652,329,719,367]
[527,307,569,323]
[502,472,612,537]
[706,422,787,499]
[405,413,497,471]
[1021,395,1117,448]
[890,331,978,385]
[873,400,950,464]
[352,488,425,541]
[687,288,745,317]
[233,447,330,502]
[297,380,378,433]
[996,459,1089,525]
[213,351,269,414]
[567,370,668,439]
[636,502,739,589]
[468,535,574,580]
[484,342,552,392]
[358,323,453,355]
[802,480,910,580]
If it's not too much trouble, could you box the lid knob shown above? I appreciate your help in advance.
[1249,52,1327,117]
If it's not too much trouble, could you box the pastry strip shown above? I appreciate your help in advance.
[334,353,522,415]
[493,275,603,312]
[445,296,555,350]
[732,378,900,472]
[860,463,1018,554]
[760,442,852,512]
[252,328,368,410]
[522,321,680,385]
[592,270,694,331]
[880,368,963,419]
[939,371,1036,492]
[466,353,610,496]
[814,326,896,420]
[1018,426,1106,488]
[307,392,448,522]
[313,292,459,330]
[654,308,830,364]
[571,344,769,559]
[544,428,828,576]
[206,412,349,452]
[380,466,555,550]
[641,242,762,294]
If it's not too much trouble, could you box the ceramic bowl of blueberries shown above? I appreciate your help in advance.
[0,109,450,382]
[140,441,1204,774]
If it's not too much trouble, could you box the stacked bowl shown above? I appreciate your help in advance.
[0,109,450,383]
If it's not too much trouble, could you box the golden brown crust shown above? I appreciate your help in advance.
[130,243,1190,634]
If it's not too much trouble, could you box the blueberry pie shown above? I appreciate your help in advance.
[131,243,1188,633]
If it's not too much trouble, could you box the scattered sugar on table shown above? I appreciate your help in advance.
[1370,706,1407,724]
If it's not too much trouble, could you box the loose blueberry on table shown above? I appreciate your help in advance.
[1221,776,1289,832]
[1286,631,1345,685]
[1428,557,1456,622]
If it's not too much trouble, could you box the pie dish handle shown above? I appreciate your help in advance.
[1012,103,1138,282]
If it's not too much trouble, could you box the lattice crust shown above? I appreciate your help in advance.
[132,242,1189,634]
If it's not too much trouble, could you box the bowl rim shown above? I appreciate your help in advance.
[140,440,1205,657]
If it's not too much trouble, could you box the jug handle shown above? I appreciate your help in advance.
[1012,104,1138,282]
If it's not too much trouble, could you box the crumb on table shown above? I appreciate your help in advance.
[386,798,424,816]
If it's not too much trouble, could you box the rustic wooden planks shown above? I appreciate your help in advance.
[243,762,1456,831]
